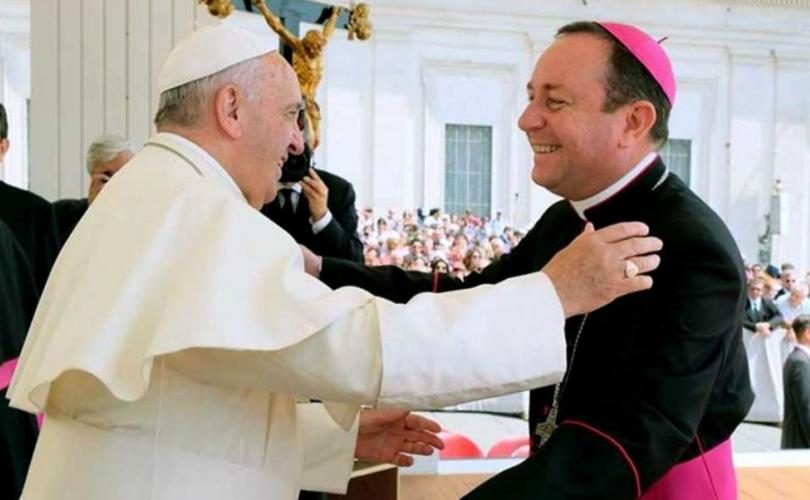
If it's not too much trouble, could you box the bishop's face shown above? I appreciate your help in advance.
[518,34,628,201]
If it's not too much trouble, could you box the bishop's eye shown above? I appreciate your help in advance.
[546,98,566,109]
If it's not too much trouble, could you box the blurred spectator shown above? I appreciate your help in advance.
[777,284,810,342]
[423,208,441,228]
[53,134,134,246]
[763,277,780,301]
[743,278,782,336]
[431,257,449,274]
[782,315,810,449]
[775,268,797,300]
[490,209,506,236]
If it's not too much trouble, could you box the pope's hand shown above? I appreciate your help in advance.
[299,244,322,277]
[542,222,662,318]
[354,408,444,466]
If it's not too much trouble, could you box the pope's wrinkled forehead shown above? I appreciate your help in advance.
[263,53,303,104]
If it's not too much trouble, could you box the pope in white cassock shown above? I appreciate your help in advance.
[8,24,661,499]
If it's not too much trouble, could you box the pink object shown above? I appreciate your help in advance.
[0,357,19,390]
[1,357,44,428]
[597,22,676,105]
[510,444,531,458]
[641,439,736,500]
[437,430,484,459]
[486,435,530,458]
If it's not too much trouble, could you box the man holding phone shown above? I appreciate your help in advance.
[261,102,363,262]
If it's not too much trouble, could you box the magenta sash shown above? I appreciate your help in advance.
[1,357,44,427]
[641,439,736,500]
[0,357,18,390]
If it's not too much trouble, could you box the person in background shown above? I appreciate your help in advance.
[743,277,783,337]
[0,103,60,292]
[782,315,810,449]
[52,134,134,246]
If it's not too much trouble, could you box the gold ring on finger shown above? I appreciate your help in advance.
[624,260,639,279]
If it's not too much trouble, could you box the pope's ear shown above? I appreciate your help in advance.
[214,84,243,139]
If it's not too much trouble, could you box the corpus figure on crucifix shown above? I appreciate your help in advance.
[251,0,342,149]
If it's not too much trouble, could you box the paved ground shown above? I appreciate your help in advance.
[419,410,783,458]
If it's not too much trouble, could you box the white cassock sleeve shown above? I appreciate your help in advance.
[169,271,565,409]
[168,270,564,491]
[297,403,360,493]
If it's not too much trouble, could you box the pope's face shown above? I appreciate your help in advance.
[518,34,627,201]
[242,55,304,207]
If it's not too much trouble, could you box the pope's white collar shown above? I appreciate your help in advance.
[570,151,658,220]
[151,132,242,197]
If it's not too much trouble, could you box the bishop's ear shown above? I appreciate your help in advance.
[619,100,657,148]
[214,84,243,139]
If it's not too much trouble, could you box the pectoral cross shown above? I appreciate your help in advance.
[535,401,559,447]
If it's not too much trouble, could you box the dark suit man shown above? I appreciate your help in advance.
[782,315,810,449]
[743,278,783,335]
[0,221,41,499]
[51,134,134,249]
[261,167,363,262]
[0,181,59,293]
[305,21,752,499]
[52,198,89,249]
[0,104,60,292]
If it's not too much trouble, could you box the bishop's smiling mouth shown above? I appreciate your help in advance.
[532,144,561,154]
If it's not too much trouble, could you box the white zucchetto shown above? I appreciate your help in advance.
[157,23,276,94]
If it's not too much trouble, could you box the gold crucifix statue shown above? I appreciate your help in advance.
[199,0,373,150]
[251,0,340,150]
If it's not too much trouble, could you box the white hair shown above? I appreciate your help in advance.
[153,55,267,129]
[86,134,133,174]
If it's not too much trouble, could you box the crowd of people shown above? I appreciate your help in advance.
[742,263,810,449]
[355,207,524,278]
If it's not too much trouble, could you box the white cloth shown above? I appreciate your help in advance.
[742,327,788,423]
[9,132,567,499]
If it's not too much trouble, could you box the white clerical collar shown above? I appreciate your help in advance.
[570,151,658,220]
[150,132,242,197]
[798,344,810,358]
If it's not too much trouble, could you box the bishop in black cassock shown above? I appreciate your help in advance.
[313,20,752,499]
